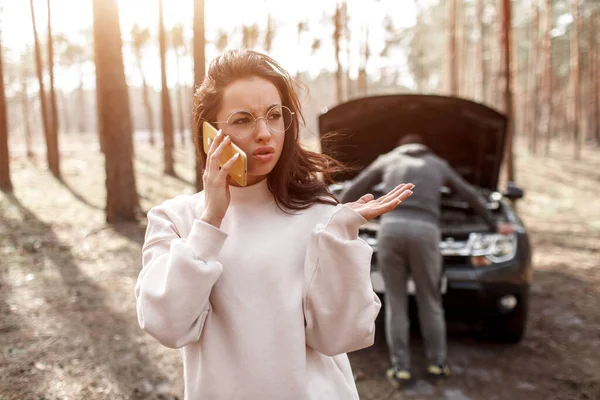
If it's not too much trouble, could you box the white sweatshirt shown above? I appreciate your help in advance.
[135,178,382,400]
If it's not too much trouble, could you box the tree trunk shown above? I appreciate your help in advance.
[570,0,581,159]
[175,51,186,146]
[193,0,206,191]
[343,2,353,99]
[21,66,35,160]
[295,23,304,80]
[92,0,139,222]
[488,4,500,109]
[582,9,591,144]
[135,50,155,146]
[60,91,71,134]
[0,35,12,191]
[587,5,599,146]
[158,0,175,175]
[592,7,600,146]
[557,74,569,142]
[492,44,501,109]
[265,11,274,53]
[500,0,515,182]
[46,0,60,177]
[448,0,459,95]
[357,24,369,96]
[334,1,344,103]
[412,0,426,93]
[77,65,87,134]
[542,0,553,156]
[526,2,540,154]
[29,0,53,174]
[458,0,471,98]
[476,0,486,102]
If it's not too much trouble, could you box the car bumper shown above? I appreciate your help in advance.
[442,278,529,320]
[370,255,532,319]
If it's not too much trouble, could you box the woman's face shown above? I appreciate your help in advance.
[215,77,288,186]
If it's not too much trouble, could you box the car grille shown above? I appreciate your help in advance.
[370,253,470,270]
[444,255,471,267]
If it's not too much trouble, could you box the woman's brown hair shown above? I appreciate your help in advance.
[193,49,346,211]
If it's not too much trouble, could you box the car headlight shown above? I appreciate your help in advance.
[470,233,517,264]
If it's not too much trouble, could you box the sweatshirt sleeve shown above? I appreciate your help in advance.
[443,162,497,231]
[303,205,382,357]
[135,203,227,349]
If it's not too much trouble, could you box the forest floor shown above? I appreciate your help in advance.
[1,136,599,400]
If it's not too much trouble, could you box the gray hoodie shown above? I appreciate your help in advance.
[339,144,497,230]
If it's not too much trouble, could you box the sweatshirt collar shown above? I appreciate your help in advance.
[229,177,274,206]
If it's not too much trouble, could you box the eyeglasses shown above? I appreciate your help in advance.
[212,105,295,139]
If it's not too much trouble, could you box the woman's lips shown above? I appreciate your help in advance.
[252,147,275,162]
[252,153,274,162]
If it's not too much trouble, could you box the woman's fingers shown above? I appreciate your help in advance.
[208,129,224,153]
[377,183,415,204]
[208,135,231,174]
[347,183,415,221]
[357,193,375,204]
[374,184,405,203]
[368,188,414,217]
[206,129,224,171]
[387,183,409,197]
[218,153,240,181]
[381,189,412,209]
[394,188,413,204]
[376,183,413,204]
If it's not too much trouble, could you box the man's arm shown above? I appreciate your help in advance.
[443,163,497,231]
[339,157,384,203]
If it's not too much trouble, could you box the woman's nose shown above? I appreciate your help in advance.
[254,118,271,141]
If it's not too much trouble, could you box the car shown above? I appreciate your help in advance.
[319,94,533,344]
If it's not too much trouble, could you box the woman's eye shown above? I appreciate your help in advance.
[268,112,282,120]
[231,118,252,125]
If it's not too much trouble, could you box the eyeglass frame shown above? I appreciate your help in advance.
[211,104,295,138]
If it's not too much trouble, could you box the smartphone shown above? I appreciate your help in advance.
[202,121,248,186]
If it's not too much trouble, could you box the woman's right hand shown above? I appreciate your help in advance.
[200,130,240,229]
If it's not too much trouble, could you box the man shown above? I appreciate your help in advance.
[340,134,512,388]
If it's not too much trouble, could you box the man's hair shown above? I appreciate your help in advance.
[397,133,425,147]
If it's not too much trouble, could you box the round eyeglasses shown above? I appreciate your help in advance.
[212,105,295,139]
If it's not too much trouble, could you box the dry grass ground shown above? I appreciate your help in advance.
[1,137,598,400]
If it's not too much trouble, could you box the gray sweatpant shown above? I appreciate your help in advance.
[378,216,446,370]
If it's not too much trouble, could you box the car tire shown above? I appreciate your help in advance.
[480,291,529,344]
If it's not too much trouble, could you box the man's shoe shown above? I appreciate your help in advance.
[426,364,451,379]
[386,367,413,389]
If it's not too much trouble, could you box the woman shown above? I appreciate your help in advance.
[135,49,414,399]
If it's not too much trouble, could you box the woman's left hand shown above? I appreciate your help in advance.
[345,183,414,222]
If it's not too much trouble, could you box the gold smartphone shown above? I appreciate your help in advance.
[202,121,248,186]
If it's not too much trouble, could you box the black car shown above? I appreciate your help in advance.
[319,94,533,343]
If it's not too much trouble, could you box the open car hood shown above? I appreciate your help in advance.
[318,94,508,191]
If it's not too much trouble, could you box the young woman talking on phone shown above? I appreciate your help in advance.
[135,49,414,400]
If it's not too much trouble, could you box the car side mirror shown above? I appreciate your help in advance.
[504,182,524,200]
